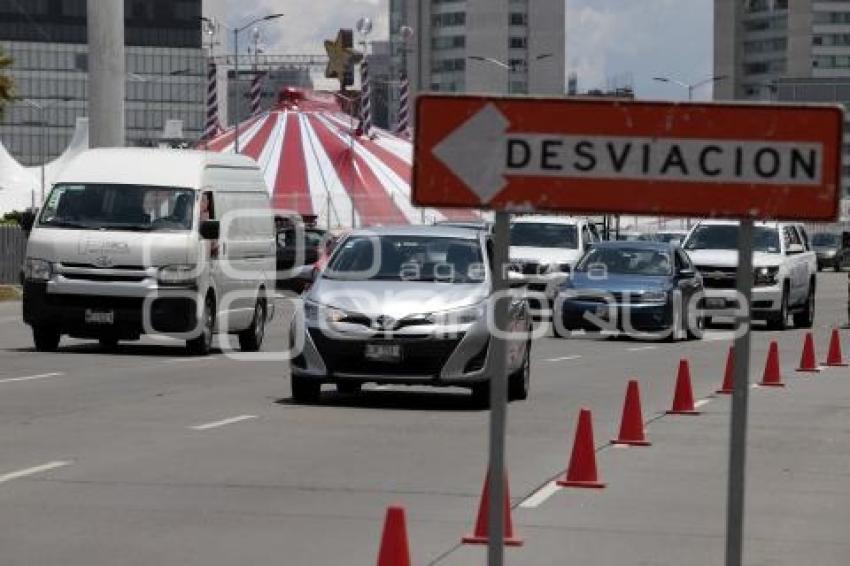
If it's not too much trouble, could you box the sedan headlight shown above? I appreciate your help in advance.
[303,301,348,324]
[421,303,485,326]
[24,258,52,281]
[754,266,779,287]
[638,290,668,303]
[157,264,198,287]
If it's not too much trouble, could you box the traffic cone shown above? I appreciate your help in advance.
[666,359,700,415]
[461,471,523,546]
[824,329,848,367]
[760,341,785,387]
[557,408,606,488]
[716,346,735,395]
[377,506,411,566]
[796,332,821,373]
[612,380,651,446]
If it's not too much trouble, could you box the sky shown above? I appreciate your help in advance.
[205,0,714,101]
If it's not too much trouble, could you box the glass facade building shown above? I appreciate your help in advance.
[0,0,205,166]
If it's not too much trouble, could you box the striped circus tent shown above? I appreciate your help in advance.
[200,88,479,229]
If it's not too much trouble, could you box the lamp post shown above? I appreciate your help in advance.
[232,13,283,153]
[128,68,191,146]
[21,97,72,206]
[652,74,728,101]
[468,53,554,95]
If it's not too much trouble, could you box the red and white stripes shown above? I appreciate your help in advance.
[249,72,265,117]
[202,60,220,141]
[395,73,410,137]
[359,60,372,137]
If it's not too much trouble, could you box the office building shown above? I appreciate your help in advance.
[388,0,566,125]
[0,0,206,166]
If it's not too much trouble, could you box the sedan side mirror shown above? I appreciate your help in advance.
[200,219,220,240]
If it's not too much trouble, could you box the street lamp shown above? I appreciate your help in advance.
[232,13,283,153]
[652,74,728,101]
[21,97,72,205]
[468,52,555,94]
[128,68,192,146]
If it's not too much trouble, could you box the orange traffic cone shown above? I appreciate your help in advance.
[461,471,523,546]
[824,329,848,367]
[716,347,735,395]
[377,506,411,566]
[557,408,606,488]
[612,380,651,446]
[760,341,785,387]
[667,359,700,415]
[796,332,821,373]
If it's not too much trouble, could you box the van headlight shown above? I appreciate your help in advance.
[304,301,348,324]
[24,258,52,281]
[157,264,198,287]
[423,303,484,325]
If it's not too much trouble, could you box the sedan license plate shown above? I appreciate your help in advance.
[85,309,114,325]
[364,344,402,363]
[705,298,726,309]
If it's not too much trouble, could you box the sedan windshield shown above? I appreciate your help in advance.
[684,225,780,254]
[39,184,195,231]
[812,233,840,246]
[325,235,485,283]
[576,247,672,276]
[510,223,578,249]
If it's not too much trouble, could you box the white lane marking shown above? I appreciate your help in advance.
[627,346,657,352]
[190,415,257,431]
[702,332,736,343]
[0,372,63,384]
[519,481,561,509]
[372,385,393,391]
[164,357,221,364]
[694,399,711,408]
[544,355,582,362]
[0,461,71,484]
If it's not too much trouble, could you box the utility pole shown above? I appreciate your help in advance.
[87,0,125,148]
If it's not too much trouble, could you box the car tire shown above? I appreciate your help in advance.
[238,296,267,352]
[793,282,815,329]
[508,345,530,401]
[666,296,684,342]
[291,374,321,403]
[186,296,214,356]
[767,285,790,331]
[687,313,705,340]
[33,326,60,352]
[336,381,362,395]
[470,382,490,408]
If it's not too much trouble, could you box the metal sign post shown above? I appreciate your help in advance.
[487,210,510,565]
[726,219,754,566]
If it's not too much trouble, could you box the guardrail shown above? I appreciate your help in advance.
[0,225,25,284]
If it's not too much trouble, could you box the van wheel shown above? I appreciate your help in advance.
[793,283,815,328]
[238,296,267,352]
[291,374,321,403]
[186,297,214,356]
[33,327,60,352]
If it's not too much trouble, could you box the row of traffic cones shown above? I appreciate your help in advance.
[376,329,849,563]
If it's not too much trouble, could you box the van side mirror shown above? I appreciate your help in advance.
[200,219,220,240]
[787,243,804,255]
[19,210,36,233]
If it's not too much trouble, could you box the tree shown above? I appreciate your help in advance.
[0,47,14,119]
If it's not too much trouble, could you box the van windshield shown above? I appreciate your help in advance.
[39,184,196,232]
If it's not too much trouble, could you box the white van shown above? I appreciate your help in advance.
[21,148,276,354]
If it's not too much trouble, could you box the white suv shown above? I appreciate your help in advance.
[682,220,817,330]
[509,215,600,311]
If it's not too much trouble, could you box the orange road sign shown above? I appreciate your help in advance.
[413,96,843,220]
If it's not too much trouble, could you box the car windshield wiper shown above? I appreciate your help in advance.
[98,223,154,231]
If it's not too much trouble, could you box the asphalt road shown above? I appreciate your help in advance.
[0,273,849,565]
